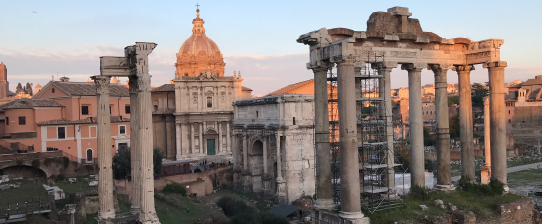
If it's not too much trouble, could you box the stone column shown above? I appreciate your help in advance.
[374,62,397,188]
[199,123,204,155]
[275,132,286,203]
[128,76,141,215]
[226,122,231,153]
[430,64,452,190]
[176,123,182,160]
[92,76,115,220]
[243,132,248,170]
[242,131,251,193]
[402,63,425,187]
[310,64,335,210]
[136,73,159,223]
[263,135,268,175]
[262,133,271,197]
[454,65,475,181]
[334,55,364,220]
[232,132,241,191]
[483,97,491,167]
[191,123,195,155]
[484,61,508,188]
[218,122,222,154]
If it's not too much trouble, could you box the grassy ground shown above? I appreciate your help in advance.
[508,169,542,183]
[507,157,542,167]
[56,175,97,194]
[365,190,523,224]
[0,179,48,209]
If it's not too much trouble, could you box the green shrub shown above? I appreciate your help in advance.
[32,159,40,167]
[217,196,254,217]
[153,149,163,175]
[489,179,505,195]
[458,176,505,196]
[162,183,187,196]
[410,185,433,201]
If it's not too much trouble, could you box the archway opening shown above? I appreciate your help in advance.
[0,165,47,182]
[86,149,93,162]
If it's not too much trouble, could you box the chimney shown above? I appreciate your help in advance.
[60,77,70,82]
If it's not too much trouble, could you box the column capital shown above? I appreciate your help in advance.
[452,64,475,72]
[428,63,453,71]
[401,63,426,71]
[483,61,507,69]
[330,55,356,65]
[307,61,334,72]
[91,76,111,95]
[371,61,398,70]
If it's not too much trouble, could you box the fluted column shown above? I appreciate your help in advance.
[374,62,397,188]
[128,75,141,215]
[430,64,452,189]
[218,122,222,154]
[402,63,425,187]
[334,55,364,219]
[226,122,231,153]
[310,63,334,210]
[199,123,204,155]
[484,61,508,188]
[93,76,115,220]
[454,65,475,181]
[190,123,195,155]
[137,73,159,223]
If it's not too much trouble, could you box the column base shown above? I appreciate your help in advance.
[314,199,336,210]
[137,213,160,224]
[241,171,253,193]
[435,184,455,191]
[94,213,138,224]
[503,184,510,193]
[98,211,116,220]
[261,174,273,199]
[339,211,369,224]
[130,206,141,215]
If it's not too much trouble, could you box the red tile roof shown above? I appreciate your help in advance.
[266,79,314,96]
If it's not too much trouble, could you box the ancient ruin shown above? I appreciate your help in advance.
[93,42,160,223]
[298,6,507,223]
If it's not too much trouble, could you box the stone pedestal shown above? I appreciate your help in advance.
[92,76,115,220]
[261,174,273,199]
[480,165,491,184]
[241,170,252,193]
[313,209,370,224]
[275,177,287,204]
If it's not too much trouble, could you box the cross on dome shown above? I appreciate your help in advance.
[192,5,205,35]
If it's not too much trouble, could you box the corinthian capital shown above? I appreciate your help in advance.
[307,61,334,72]
[91,76,111,95]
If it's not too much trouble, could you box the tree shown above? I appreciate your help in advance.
[449,114,460,139]
[472,83,488,108]
[423,126,436,146]
[448,95,459,107]
[153,148,163,175]
[112,147,164,180]
[112,148,131,180]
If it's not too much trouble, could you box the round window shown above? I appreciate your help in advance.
[52,88,55,93]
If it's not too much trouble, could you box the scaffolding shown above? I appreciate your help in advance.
[326,55,407,213]
[357,56,407,213]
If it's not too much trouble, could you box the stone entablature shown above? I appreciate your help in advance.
[232,94,316,204]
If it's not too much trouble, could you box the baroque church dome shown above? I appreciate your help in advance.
[175,9,225,78]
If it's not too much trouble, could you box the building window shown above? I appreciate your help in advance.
[119,125,126,135]
[109,106,112,114]
[207,97,212,108]
[18,116,26,125]
[293,117,296,125]
[5,117,8,125]
[153,105,158,111]
[58,127,66,139]
[508,110,510,114]
[82,106,89,115]
[86,149,93,162]
[256,111,259,118]
[118,143,128,152]
[52,88,55,93]
[125,105,130,114]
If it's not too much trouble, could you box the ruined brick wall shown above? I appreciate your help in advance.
[512,106,542,148]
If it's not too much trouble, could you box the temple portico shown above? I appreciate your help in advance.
[298,6,507,223]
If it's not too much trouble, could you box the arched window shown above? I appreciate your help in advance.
[86,149,93,162]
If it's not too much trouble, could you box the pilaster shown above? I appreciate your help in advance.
[275,131,286,204]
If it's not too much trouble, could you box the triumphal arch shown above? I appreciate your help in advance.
[298,6,506,223]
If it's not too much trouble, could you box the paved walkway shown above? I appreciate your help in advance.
[451,162,542,182]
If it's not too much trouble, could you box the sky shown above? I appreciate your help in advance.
[1,0,541,96]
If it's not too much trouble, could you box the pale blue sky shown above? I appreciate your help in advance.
[1,0,541,95]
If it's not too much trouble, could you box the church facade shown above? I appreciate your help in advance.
[152,9,252,160]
